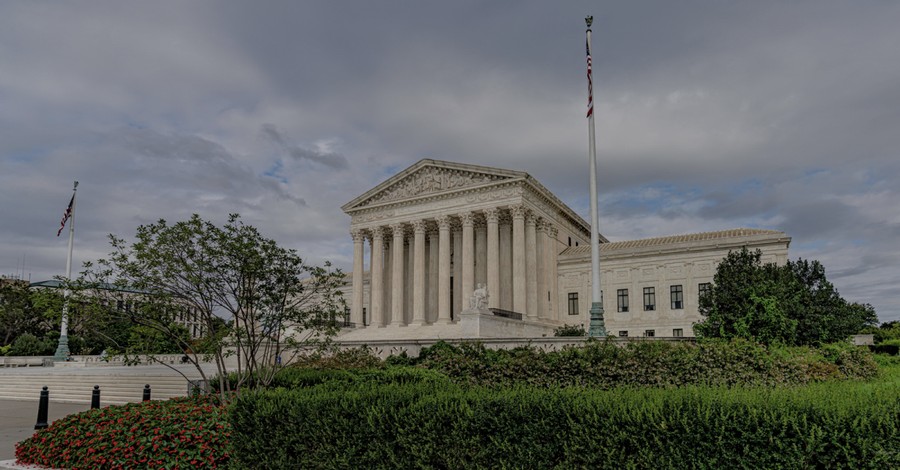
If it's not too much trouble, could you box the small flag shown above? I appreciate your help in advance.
[57,194,74,236]
[586,37,594,118]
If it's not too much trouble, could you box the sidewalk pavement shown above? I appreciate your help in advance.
[0,398,88,467]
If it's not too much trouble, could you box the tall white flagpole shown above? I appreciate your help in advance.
[54,181,78,360]
[586,17,607,337]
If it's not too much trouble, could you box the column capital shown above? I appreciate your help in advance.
[458,211,475,226]
[390,222,406,236]
[351,229,365,242]
[436,214,452,229]
[371,226,385,240]
[547,224,559,237]
[412,219,427,234]
[509,204,526,219]
[525,211,537,227]
[483,207,500,223]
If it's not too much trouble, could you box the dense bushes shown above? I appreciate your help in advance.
[230,378,900,469]
[16,341,890,469]
[553,323,586,336]
[7,333,55,356]
[16,395,230,469]
[410,339,878,388]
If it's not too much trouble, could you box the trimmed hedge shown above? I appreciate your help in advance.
[230,380,900,469]
[411,338,879,388]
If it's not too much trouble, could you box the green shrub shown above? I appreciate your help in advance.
[410,339,878,389]
[290,346,383,369]
[230,380,900,469]
[554,323,586,336]
[271,365,451,390]
[8,333,54,356]
[871,339,900,356]
[16,395,230,469]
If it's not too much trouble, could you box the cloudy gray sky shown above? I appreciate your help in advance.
[1,1,898,322]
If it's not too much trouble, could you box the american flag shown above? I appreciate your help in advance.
[57,194,74,236]
[586,37,594,118]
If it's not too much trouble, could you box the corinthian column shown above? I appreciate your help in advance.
[548,225,560,321]
[484,208,500,309]
[390,223,406,326]
[436,215,452,324]
[370,227,384,327]
[351,229,365,327]
[411,220,427,325]
[536,220,547,319]
[525,214,538,321]
[460,211,475,312]
[427,231,438,323]
[511,205,527,315]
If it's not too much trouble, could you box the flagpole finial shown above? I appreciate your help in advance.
[73,181,79,190]
[585,16,593,29]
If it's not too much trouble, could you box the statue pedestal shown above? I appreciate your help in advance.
[458,309,555,338]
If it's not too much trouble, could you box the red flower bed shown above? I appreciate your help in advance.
[16,395,230,469]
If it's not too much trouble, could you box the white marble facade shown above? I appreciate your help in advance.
[337,159,790,340]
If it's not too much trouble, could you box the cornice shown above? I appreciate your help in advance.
[557,234,791,265]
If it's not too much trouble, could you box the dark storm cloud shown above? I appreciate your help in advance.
[109,127,306,206]
[260,124,348,170]
[779,201,866,240]
[1,0,899,320]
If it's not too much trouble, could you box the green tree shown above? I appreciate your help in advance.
[695,247,877,345]
[0,282,44,346]
[79,214,346,402]
[859,321,900,344]
[127,324,190,354]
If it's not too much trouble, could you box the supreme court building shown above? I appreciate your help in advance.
[336,159,790,340]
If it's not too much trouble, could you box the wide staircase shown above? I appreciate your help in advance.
[0,364,219,406]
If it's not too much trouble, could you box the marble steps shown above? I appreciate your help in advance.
[0,370,211,405]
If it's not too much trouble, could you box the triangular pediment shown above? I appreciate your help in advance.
[343,159,525,212]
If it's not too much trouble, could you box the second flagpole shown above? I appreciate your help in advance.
[586,17,606,337]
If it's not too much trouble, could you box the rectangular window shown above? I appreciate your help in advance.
[670,285,684,310]
[568,292,579,315]
[699,282,712,297]
[643,287,656,311]
[617,289,629,313]
[644,329,655,337]
[673,328,683,337]
[618,330,628,337]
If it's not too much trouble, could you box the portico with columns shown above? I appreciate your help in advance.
[336,159,792,341]
[341,159,595,337]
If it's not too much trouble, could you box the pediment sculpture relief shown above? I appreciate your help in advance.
[362,167,505,206]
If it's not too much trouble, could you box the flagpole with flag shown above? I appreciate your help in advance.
[585,17,607,337]
[54,181,78,361]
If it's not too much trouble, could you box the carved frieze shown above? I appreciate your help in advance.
[361,166,505,207]
[352,211,395,225]
[464,187,522,204]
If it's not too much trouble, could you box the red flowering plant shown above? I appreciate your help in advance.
[15,395,230,469]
